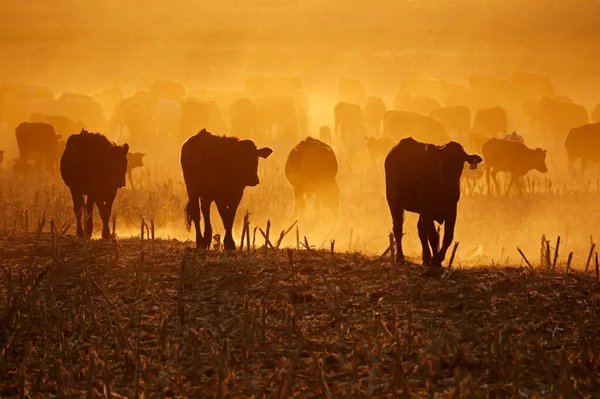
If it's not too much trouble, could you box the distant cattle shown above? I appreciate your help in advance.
[319,126,332,145]
[472,106,508,136]
[150,80,187,102]
[590,103,600,124]
[255,95,300,145]
[15,122,62,173]
[230,98,261,139]
[60,130,129,238]
[181,129,273,250]
[565,123,600,174]
[365,136,395,163]
[482,138,547,195]
[285,137,339,218]
[127,152,145,192]
[397,77,446,99]
[92,87,124,118]
[178,98,226,140]
[245,77,304,97]
[393,93,441,114]
[110,97,156,148]
[510,72,554,98]
[362,96,387,136]
[535,97,589,140]
[383,110,450,145]
[29,97,107,132]
[29,113,85,138]
[338,78,367,105]
[427,106,471,139]
[385,137,482,266]
[334,102,366,161]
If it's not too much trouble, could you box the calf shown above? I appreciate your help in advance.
[385,137,482,266]
[60,129,129,238]
[181,129,272,250]
[565,123,600,175]
[15,122,62,173]
[127,152,145,192]
[482,138,547,195]
[285,137,339,218]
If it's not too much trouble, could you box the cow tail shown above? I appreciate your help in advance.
[184,201,193,232]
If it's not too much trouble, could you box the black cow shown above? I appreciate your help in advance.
[15,122,62,173]
[385,137,482,266]
[285,137,339,218]
[482,138,547,195]
[565,123,600,175]
[60,129,129,238]
[181,129,273,250]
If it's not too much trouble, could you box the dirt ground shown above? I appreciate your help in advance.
[0,234,599,398]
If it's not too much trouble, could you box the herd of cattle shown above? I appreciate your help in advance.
[2,72,600,265]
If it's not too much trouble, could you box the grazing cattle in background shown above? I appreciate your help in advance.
[338,78,367,105]
[0,84,54,134]
[60,130,129,238]
[398,77,446,100]
[127,152,145,192]
[29,96,107,132]
[285,137,339,218]
[383,110,450,145]
[230,98,262,139]
[334,102,366,163]
[178,99,226,140]
[467,132,490,153]
[110,98,156,149]
[385,137,482,266]
[92,87,124,119]
[15,122,62,173]
[29,113,85,138]
[592,103,600,124]
[393,93,441,114]
[255,95,300,146]
[510,72,555,98]
[565,123,600,175]
[13,159,35,176]
[319,126,332,145]
[535,97,589,140]
[482,138,547,195]
[362,96,387,137]
[427,106,471,139]
[472,106,508,137]
[150,80,187,102]
[366,136,395,163]
[181,129,273,250]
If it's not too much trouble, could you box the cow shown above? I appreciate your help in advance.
[472,106,508,137]
[127,152,145,192]
[362,96,387,137]
[397,78,446,99]
[565,123,600,175]
[15,122,62,173]
[535,97,589,140]
[60,129,129,239]
[334,102,366,164]
[150,80,187,102]
[29,97,107,132]
[285,137,339,218]
[230,98,262,139]
[338,78,367,105]
[510,72,555,98]
[385,137,482,266]
[366,136,395,163]
[178,98,226,140]
[255,95,300,145]
[392,93,441,114]
[427,106,471,140]
[245,77,304,97]
[29,113,85,138]
[482,138,547,195]
[181,129,273,250]
[383,110,451,145]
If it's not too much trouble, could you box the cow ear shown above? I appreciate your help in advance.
[123,143,130,154]
[141,153,145,158]
[257,147,273,159]
[466,154,483,165]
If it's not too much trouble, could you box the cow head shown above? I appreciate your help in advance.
[441,142,483,179]
[237,140,273,187]
[533,148,548,173]
[127,152,145,171]
[112,143,130,188]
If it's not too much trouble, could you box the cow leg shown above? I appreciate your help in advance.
[389,204,405,263]
[217,192,243,251]
[292,186,306,218]
[128,170,135,194]
[427,221,440,260]
[71,191,84,237]
[84,198,95,239]
[491,170,500,195]
[98,195,115,239]
[485,165,492,195]
[200,198,213,250]
[417,216,432,265]
[433,208,457,267]
[186,197,203,248]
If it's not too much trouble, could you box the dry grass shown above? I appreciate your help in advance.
[0,233,599,398]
